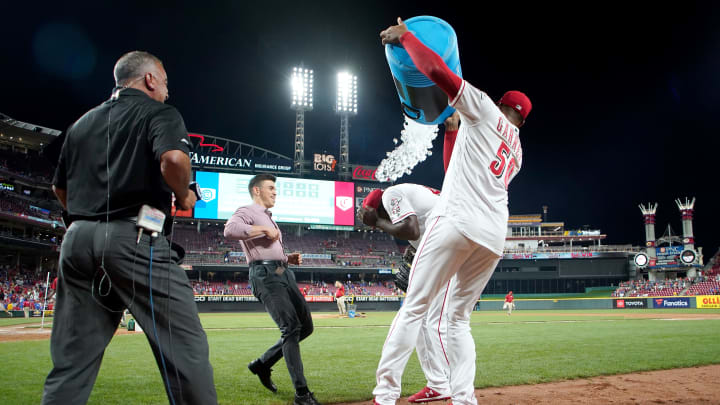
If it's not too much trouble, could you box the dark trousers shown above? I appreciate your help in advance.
[249,263,314,390]
[42,220,217,405]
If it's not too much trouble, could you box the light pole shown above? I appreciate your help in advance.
[336,71,357,181]
[291,66,313,175]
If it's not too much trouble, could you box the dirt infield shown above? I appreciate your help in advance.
[0,322,135,343]
[338,365,720,404]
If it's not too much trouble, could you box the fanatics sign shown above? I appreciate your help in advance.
[652,297,690,308]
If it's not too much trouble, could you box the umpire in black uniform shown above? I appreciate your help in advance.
[42,51,217,405]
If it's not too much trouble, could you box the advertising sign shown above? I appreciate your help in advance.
[652,297,691,308]
[613,299,647,309]
[352,165,388,182]
[696,295,720,309]
[193,171,354,225]
[504,252,615,260]
[313,153,337,172]
[653,246,683,266]
[189,152,292,172]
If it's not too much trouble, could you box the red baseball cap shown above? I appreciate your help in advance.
[362,189,384,209]
[498,91,532,120]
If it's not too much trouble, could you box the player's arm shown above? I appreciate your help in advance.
[380,18,463,99]
[149,106,197,211]
[160,150,195,210]
[52,135,68,210]
[377,215,420,241]
[360,207,421,241]
[443,112,460,172]
[52,186,67,210]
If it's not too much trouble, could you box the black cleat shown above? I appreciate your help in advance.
[294,391,321,405]
[248,359,277,393]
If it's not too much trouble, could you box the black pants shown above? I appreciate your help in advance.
[42,220,217,405]
[250,263,314,390]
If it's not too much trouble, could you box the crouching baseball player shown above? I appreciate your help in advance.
[359,184,452,403]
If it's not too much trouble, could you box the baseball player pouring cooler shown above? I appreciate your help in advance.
[374,18,532,405]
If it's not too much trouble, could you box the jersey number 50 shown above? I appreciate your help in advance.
[489,142,516,189]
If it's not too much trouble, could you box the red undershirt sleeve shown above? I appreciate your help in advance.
[443,129,458,173]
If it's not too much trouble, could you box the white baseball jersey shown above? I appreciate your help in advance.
[381,183,450,396]
[381,183,440,249]
[432,80,523,256]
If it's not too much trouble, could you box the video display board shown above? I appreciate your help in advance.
[193,171,355,225]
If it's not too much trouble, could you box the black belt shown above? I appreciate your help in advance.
[68,215,164,235]
[250,260,287,267]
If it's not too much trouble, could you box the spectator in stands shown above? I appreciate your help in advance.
[0,289,12,317]
[335,281,347,316]
[224,173,319,405]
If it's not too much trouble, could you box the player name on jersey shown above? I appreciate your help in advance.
[496,116,523,168]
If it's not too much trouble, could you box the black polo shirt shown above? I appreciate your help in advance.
[53,88,191,226]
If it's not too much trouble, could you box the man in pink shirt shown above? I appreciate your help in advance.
[224,173,319,405]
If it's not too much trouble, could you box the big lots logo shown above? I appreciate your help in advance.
[314,154,336,172]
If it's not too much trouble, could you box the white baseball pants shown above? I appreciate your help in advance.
[373,216,500,405]
[415,276,453,396]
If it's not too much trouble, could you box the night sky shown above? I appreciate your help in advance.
[2,2,719,256]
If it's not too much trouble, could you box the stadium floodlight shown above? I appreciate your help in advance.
[291,66,314,110]
[336,71,358,115]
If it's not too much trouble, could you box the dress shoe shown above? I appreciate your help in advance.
[248,359,277,393]
[293,391,321,405]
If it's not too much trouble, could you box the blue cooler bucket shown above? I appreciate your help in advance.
[385,16,462,125]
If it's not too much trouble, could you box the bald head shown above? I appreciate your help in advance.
[113,51,169,103]
[113,51,162,87]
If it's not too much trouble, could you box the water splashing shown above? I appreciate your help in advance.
[376,117,439,182]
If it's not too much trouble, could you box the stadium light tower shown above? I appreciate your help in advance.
[291,66,313,175]
[336,71,358,180]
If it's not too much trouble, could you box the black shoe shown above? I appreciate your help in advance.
[294,391,321,405]
[248,359,277,393]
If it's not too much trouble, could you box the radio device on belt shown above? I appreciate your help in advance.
[136,205,166,243]
[135,183,201,243]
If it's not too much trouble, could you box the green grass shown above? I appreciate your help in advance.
[0,317,51,327]
[2,310,720,404]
